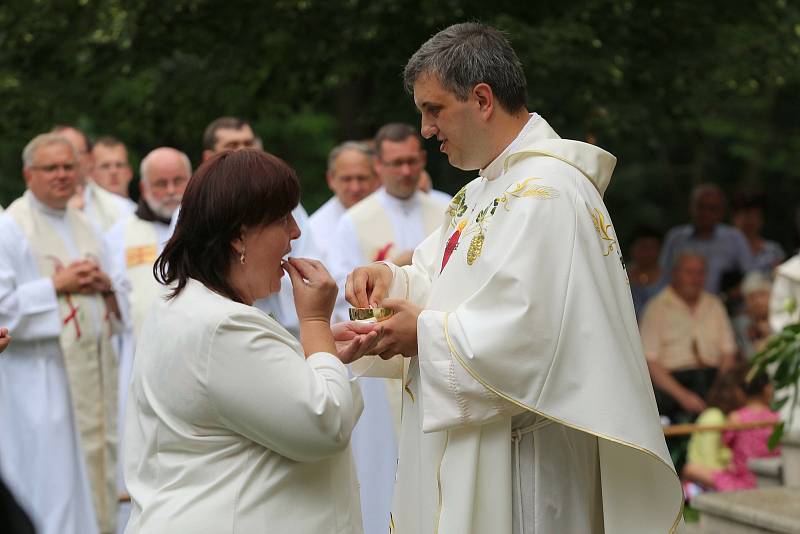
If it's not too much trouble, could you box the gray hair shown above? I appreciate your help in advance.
[672,250,707,271]
[22,133,79,168]
[327,141,374,174]
[140,147,192,184]
[690,183,725,207]
[403,22,527,113]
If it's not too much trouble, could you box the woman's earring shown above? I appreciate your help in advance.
[239,247,246,265]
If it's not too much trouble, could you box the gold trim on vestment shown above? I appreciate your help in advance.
[442,312,684,533]
[433,430,450,534]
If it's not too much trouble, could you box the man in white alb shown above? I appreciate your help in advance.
[53,125,135,232]
[346,23,683,533]
[199,116,320,337]
[308,141,379,263]
[91,136,136,202]
[328,123,448,534]
[0,133,122,534]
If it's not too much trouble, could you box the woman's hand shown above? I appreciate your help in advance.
[284,257,338,324]
[332,321,383,364]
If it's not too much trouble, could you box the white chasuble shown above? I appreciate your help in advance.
[358,114,683,534]
[6,191,119,534]
[332,189,447,534]
[84,180,135,233]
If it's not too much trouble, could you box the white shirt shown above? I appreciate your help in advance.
[124,279,363,534]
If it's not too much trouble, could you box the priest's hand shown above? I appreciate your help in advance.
[372,299,421,359]
[0,327,11,354]
[345,263,393,308]
[52,259,101,295]
[331,321,383,364]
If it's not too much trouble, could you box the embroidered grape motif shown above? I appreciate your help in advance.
[467,234,484,265]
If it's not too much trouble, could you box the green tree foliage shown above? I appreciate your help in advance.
[0,0,798,247]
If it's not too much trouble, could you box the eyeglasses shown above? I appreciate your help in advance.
[380,157,423,169]
[30,163,76,173]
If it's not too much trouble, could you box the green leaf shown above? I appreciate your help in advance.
[772,396,791,411]
[768,421,785,451]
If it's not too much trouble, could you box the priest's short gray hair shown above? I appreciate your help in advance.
[140,147,192,184]
[22,133,80,168]
[403,22,528,113]
[327,141,374,174]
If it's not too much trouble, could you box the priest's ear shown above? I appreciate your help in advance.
[472,83,495,121]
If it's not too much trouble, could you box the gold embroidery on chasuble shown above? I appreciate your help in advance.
[125,244,158,268]
[440,178,558,273]
[587,203,629,283]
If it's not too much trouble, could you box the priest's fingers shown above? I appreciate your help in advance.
[367,264,392,307]
[346,269,371,308]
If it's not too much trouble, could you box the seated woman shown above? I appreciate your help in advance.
[124,149,378,533]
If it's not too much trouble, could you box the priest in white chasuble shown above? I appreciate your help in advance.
[328,123,448,534]
[54,125,135,233]
[346,23,683,534]
[0,133,122,534]
[308,141,380,264]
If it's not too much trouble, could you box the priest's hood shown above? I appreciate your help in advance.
[503,116,617,196]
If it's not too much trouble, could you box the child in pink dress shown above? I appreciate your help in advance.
[683,365,780,492]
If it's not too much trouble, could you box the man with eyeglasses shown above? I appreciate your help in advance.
[327,122,448,534]
[91,136,136,205]
[52,125,135,233]
[0,133,123,534]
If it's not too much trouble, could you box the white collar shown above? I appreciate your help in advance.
[26,189,67,219]
[479,113,541,181]
[378,187,419,213]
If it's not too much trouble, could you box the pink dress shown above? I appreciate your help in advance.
[712,406,781,491]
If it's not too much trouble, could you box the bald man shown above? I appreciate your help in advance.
[106,147,191,524]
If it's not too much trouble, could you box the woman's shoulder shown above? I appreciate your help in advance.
[170,280,277,329]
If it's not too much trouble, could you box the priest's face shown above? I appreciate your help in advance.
[238,213,301,298]
[205,125,257,160]
[92,143,133,197]
[413,74,487,171]
[375,136,425,200]
[327,148,378,208]
[24,142,79,209]
[141,149,190,219]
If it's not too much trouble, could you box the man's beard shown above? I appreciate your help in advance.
[145,194,180,219]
